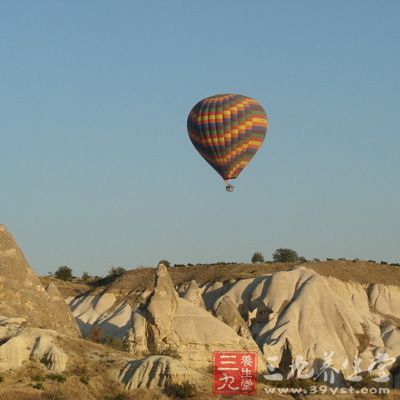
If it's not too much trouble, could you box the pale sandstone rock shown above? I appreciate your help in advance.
[183,280,206,309]
[217,266,399,377]
[171,297,262,368]
[0,225,79,336]
[93,302,132,339]
[146,263,178,349]
[369,283,400,318]
[70,292,117,335]
[121,264,263,368]
[125,309,148,354]
[202,280,231,309]
[213,294,253,340]
[119,355,205,390]
[0,320,67,371]
[66,261,400,381]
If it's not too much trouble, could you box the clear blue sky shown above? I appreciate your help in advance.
[1,1,399,275]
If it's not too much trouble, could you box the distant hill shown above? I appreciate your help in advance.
[42,259,400,298]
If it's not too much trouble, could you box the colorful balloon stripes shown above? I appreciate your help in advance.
[187,94,268,181]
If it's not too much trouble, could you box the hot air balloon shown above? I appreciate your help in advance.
[187,94,268,191]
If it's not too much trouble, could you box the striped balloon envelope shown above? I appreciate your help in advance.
[187,94,268,191]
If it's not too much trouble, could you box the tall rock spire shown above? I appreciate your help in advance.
[0,224,79,336]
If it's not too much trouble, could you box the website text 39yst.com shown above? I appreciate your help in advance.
[264,385,391,395]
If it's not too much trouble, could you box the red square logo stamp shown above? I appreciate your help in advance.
[213,351,257,396]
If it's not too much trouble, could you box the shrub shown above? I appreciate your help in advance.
[298,256,307,263]
[380,261,388,265]
[47,373,66,383]
[346,374,391,390]
[32,382,44,390]
[159,346,182,360]
[273,248,299,263]
[251,252,265,264]
[82,272,90,280]
[173,264,186,268]
[313,258,320,262]
[54,266,73,281]
[32,374,45,382]
[108,267,127,277]
[100,336,130,352]
[164,381,196,398]
[159,260,171,268]
[259,375,322,390]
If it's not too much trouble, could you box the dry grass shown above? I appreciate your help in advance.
[0,391,43,400]
[39,276,91,298]
[308,259,400,286]
[107,260,400,295]
[40,260,400,299]
[0,334,140,400]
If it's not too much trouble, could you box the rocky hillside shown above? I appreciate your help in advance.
[1,224,399,399]
[68,261,400,389]
[0,225,79,336]
[110,258,400,291]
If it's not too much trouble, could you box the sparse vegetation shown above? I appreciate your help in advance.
[346,374,391,390]
[164,381,196,398]
[54,266,73,281]
[381,261,388,265]
[273,248,298,263]
[47,373,66,383]
[251,252,265,263]
[43,389,69,400]
[100,336,130,352]
[159,260,171,268]
[72,366,90,385]
[31,374,45,382]
[108,267,127,277]
[159,346,182,360]
[260,376,320,390]
[32,382,44,390]
[173,264,186,268]
[81,272,90,280]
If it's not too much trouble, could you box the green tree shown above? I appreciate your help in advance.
[273,248,299,263]
[158,260,171,268]
[251,252,265,263]
[54,266,73,281]
[108,267,126,277]
[81,272,90,280]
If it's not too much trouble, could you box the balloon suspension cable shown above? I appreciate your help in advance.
[224,180,235,192]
